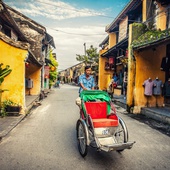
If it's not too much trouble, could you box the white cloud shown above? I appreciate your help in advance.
[10,0,105,20]
[47,26,107,70]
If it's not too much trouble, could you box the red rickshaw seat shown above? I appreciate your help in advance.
[85,101,118,127]
[85,101,107,119]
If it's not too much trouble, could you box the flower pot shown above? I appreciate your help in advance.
[6,105,21,116]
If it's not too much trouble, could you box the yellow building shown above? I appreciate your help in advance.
[0,1,55,114]
[99,0,170,113]
[59,62,85,84]
[128,0,170,113]
[0,1,29,113]
[0,34,29,113]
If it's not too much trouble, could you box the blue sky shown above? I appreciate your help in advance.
[3,0,130,70]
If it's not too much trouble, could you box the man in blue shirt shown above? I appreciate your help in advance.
[78,66,95,94]
[76,66,95,107]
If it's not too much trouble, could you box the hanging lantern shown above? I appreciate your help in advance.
[109,58,114,64]
[125,49,128,58]
[25,62,30,68]
[50,66,56,71]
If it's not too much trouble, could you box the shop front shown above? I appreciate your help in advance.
[130,39,170,113]
[99,38,129,97]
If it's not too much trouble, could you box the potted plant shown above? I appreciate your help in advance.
[2,99,21,116]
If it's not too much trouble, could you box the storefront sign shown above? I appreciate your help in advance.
[44,66,50,78]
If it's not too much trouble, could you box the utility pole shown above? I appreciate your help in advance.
[83,43,87,65]
[83,43,86,56]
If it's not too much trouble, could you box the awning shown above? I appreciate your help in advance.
[101,37,128,58]
[27,50,43,67]
[45,33,55,48]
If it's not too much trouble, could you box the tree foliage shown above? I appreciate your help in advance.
[0,63,12,86]
[49,50,58,87]
[76,45,99,73]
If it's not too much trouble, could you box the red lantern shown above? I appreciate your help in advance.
[109,58,114,64]
[125,50,128,58]
[25,62,30,68]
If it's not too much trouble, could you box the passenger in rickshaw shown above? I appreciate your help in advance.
[75,66,95,108]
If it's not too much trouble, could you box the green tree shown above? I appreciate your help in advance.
[49,50,58,88]
[76,45,99,73]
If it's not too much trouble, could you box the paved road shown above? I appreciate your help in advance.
[0,84,170,170]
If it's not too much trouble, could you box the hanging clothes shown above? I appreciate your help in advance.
[143,79,154,96]
[160,57,170,71]
[27,78,33,88]
[153,79,163,95]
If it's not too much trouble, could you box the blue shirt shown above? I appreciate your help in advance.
[78,74,95,93]
[113,75,118,82]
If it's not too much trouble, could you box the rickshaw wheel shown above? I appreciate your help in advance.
[77,120,88,157]
[115,117,128,152]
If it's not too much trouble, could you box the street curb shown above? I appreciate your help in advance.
[141,108,170,125]
[0,114,26,140]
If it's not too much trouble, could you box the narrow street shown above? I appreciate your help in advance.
[0,84,170,170]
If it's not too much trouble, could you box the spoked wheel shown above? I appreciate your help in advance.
[76,120,88,157]
[115,117,128,152]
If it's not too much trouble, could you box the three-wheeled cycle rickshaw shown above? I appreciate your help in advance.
[76,90,135,157]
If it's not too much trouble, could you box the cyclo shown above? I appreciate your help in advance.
[76,90,135,157]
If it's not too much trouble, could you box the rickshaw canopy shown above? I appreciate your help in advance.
[80,90,111,103]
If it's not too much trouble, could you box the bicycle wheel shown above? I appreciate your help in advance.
[76,120,88,157]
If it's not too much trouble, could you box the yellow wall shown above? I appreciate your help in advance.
[99,32,117,91]
[127,24,135,110]
[156,3,166,30]
[98,50,113,90]
[142,0,147,22]
[109,33,117,48]
[0,39,28,112]
[25,64,41,95]
[70,69,73,79]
